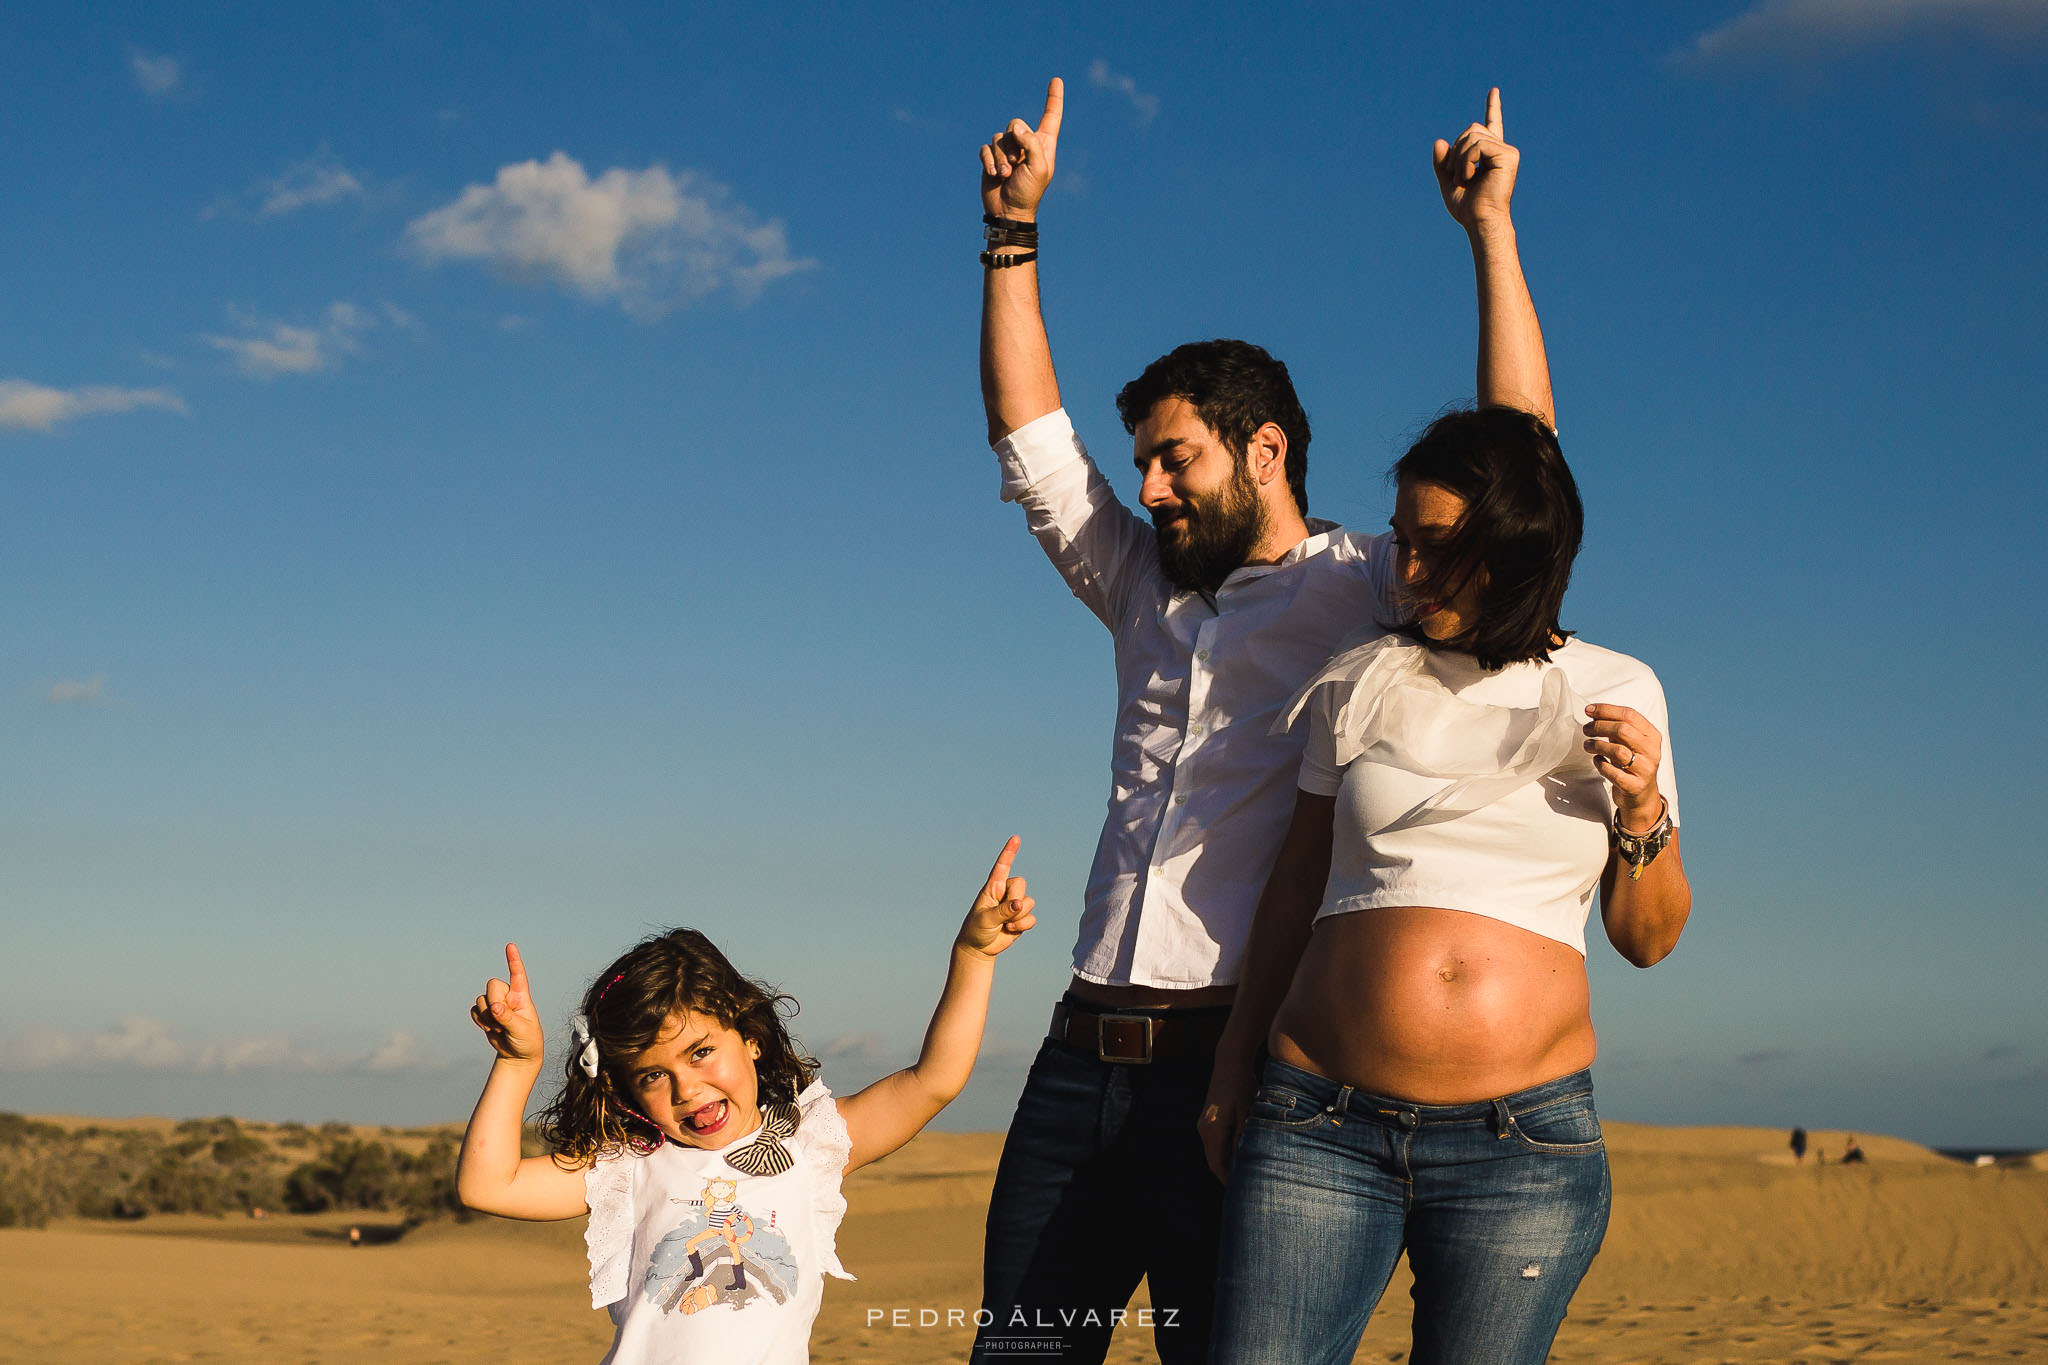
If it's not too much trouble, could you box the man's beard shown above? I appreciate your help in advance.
[1153,458,1267,594]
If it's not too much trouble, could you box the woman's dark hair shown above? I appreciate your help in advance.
[1116,339,1311,514]
[537,929,816,1164]
[1392,406,1582,670]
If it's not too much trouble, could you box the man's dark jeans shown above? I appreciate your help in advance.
[971,1012,1225,1363]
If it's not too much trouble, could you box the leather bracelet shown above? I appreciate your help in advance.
[983,213,1040,231]
[983,217,1039,250]
[980,249,1038,269]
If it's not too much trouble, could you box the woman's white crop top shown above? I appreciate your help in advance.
[1287,633,1680,955]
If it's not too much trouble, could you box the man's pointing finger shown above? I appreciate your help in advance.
[1040,76,1065,139]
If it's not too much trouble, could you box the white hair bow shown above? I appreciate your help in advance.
[569,1012,601,1078]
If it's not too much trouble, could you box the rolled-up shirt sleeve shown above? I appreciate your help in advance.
[995,408,1153,630]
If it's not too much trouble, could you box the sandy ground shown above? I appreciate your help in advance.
[2,1124,2042,1364]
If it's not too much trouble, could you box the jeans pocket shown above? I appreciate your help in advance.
[1245,1086,1329,1131]
[1507,1093,1604,1154]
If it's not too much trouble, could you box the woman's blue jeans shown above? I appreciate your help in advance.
[1211,1056,1610,1365]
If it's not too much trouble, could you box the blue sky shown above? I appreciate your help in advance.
[5,2,2045,1148]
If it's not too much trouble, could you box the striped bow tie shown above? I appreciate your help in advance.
[724,1103,799,1176]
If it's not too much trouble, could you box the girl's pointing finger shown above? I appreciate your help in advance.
[985,835,1021,885]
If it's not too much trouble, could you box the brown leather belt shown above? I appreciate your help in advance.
[1047,1001,1229,1065]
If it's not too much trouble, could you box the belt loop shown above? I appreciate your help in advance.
[1492,1097,1512,1139]
[1327,1084,1352,1117]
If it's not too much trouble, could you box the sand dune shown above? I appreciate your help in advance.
[2,1123,2041,1363]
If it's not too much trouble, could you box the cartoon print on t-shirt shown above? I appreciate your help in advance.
[643,1177,799,1316]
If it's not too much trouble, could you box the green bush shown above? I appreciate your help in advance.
[212,1131,266,1165]
[0,1167,53,1228]
[2,1118,457,1228]
[0,1113,65,1147]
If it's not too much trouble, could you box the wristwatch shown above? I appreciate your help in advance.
[1611,800,1673,881]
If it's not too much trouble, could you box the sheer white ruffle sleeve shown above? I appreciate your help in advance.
[584,1149,638,1310]
[794,1080,856,1281]
[1280,633,1595,833]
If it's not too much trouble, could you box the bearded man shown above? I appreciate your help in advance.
[971,78,1555,1363]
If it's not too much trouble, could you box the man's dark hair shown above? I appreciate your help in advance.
[1393,406,1582,670]
[1116,339,1311,514]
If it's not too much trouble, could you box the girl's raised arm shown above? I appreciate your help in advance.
[836,838,1036,1171]
[456,943,591,1220]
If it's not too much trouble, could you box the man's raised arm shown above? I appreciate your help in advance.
[980,78,1065,446]
[1435,87,1556,429]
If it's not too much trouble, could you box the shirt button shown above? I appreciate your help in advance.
[1189,724,1204,737]
[1173,794,1187,806]
[1196,649,1211,661]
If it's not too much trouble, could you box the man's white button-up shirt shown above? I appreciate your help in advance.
[997,408,1400,989]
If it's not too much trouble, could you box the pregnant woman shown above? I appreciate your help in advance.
[1201,403,1693,1364]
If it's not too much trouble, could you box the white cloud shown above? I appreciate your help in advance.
[0,1017,443,1074]
[1089,59,1160,124]
[816,1031,899,1069]
[0,1016,311,1072]
[1684,0,2048,62]
[258,152,365,217]
[47,676,108,705]
[497,313,538,333]
[405,151,814,317]
[204,300,383,379]
[201,151,369,223]
[365,1031,424,1072]
[0,378,186,433]
[128,48,184,99]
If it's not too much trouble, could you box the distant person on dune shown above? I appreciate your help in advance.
[454,840,1036,1364]
[1792,1126,1808,1162]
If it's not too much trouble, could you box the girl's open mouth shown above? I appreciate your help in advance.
[682,1100,729,1136]
[1416,602,1442,618]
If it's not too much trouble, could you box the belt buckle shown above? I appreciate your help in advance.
[1097,1014,1154,1065]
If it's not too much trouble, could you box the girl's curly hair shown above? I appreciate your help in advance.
[536,929,816,1165]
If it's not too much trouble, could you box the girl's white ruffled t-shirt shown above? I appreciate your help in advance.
[584,1080,853,1365]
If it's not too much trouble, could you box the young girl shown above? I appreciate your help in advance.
[457,837,1037,1364]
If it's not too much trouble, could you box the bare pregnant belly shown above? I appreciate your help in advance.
[1269,907,1599,1104]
